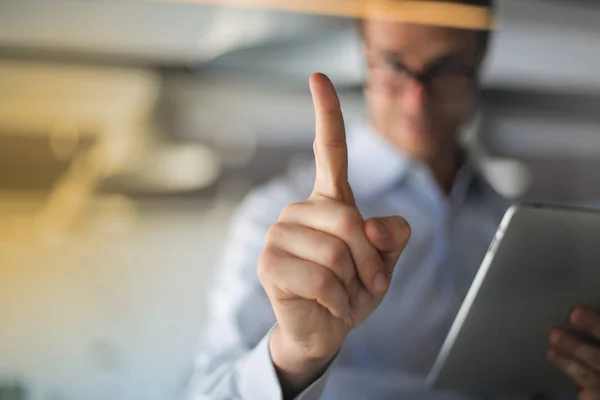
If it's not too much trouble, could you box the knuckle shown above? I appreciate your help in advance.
[279,202,302,221]
[321,137,346,149]
[313,270,335,297]
[335,206,362,235]
[257,247,277,283]
[265,223,285,244]
[322,240,348,269]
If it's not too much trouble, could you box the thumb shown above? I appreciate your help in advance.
[364,216,411,273]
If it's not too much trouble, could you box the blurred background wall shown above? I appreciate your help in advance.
[1,0,600,399]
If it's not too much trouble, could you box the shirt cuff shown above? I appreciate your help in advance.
[236,325,333,400]
[294,362,332,400]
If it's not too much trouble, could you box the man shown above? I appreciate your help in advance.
[185,0,600,398]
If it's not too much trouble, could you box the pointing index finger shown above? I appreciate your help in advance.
[309,73,354,206]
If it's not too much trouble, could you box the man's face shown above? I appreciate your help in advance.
[362,20,484,162]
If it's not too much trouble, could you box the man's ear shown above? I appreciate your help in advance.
[461,77,483,140]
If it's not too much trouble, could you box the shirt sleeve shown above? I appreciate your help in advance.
[236,325,332,400]
[182,180,332,400]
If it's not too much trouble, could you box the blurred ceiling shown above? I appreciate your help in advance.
[1,0,600,206]
[1,0,600,92]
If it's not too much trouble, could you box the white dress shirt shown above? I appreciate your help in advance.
[184,122,522,399]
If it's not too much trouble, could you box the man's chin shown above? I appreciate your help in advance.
[380,126,445,161]
[400,137,442,161]
[408,127,436,137]
[403,147,439,163]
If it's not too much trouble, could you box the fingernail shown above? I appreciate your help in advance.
[374,272,390,293]
[376,219,390,238]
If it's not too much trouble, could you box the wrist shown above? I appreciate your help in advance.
[269,326,337,397]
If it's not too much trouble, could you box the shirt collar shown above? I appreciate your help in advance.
[346,121,484,204]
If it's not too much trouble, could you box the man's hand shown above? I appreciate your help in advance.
[548,307,600,399]
[257,73,411,397]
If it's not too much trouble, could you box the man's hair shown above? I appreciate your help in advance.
[357,0,496,58]
[463,0,494,6]
[463,0,495,56]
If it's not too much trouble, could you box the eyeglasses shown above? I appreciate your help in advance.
[366,53,478,99]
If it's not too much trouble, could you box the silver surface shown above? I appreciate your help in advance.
[428,204,600,396]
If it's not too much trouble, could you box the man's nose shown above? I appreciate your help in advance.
[401,77,428,113]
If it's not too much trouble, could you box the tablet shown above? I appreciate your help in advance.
[427,203,600,396]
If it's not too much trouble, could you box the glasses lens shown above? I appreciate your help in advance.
[429,74,474,97]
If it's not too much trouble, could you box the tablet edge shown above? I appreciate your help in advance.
[426,203,520,387]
